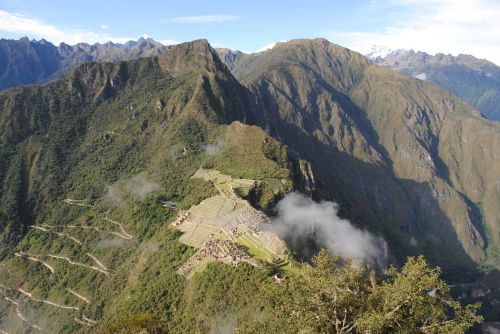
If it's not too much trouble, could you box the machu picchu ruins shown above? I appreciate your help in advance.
[172,168,289,277]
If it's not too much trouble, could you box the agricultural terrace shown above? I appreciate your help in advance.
[172,169,289,277]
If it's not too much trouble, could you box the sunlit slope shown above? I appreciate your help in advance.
[0,40,306,333]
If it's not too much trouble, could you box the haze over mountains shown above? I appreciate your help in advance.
[0,37,499,331]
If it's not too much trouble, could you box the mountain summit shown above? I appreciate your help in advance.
[365,45,395,59]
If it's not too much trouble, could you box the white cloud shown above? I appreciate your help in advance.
[100,24,108,30]
[103,172,163,208]
[328,0,500,65]
[271,192,387,267]
[202,138,226,156]
[255,40,287,53]
[413,73,427,81]
[0,9,135,44]
[160,38,181,45]
[169,15,239,24]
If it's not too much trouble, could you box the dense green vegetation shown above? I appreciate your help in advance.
[238,251,482,334]
[0,40,306,332]
[99,251,482,334]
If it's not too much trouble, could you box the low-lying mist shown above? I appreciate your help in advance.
[103,172,163,208]
[271,192,387,268]
[203,138,226,156]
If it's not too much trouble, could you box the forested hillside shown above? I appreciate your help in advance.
[0,39,497,333]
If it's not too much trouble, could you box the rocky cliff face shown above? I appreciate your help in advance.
[0,40,289,256]
[2,38,499,275]
[215,48,248,73]
[1,38,499,271]
[0,40,311,332]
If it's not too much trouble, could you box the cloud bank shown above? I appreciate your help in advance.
[271,192,387,267]
[96,238,127,249]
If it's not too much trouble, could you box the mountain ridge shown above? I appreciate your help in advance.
[0,36,171,90]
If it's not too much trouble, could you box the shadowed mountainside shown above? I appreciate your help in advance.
[228,39,500,276]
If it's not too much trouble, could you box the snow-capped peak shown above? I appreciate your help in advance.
[366,45,393,59]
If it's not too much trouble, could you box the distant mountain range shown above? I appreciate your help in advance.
[0,36,169,89]
[2,37,499,122]
[367,46,500,121]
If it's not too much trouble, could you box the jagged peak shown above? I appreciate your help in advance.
[215,47,246,57]
[172,39,212,53]
[158,39,226,76]
[366,45,393,59]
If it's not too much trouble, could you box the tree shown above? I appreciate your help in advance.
[102,313,161,334]
[356,256,482,333]
[237,251,482,334]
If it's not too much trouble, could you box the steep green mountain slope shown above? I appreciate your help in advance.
[0,38,498,332]
[230,39,500,276]
[371,50,500,121]
[0,40,307,333]
[0,37,168,90]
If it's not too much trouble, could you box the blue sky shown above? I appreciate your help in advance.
[1,0,499,64]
